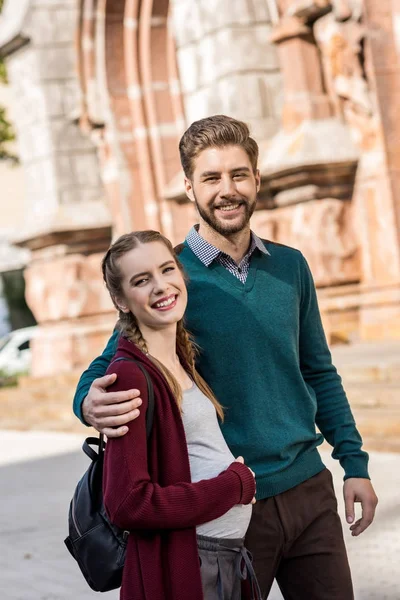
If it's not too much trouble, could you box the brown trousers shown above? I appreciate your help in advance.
[245,468,354,600]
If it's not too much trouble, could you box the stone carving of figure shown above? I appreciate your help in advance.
[313,0,378,150]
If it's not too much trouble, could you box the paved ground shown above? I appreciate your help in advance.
[1,431,399,600]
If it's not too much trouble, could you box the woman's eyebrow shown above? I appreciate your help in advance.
[128,261,175,284]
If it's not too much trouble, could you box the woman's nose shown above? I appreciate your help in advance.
[152,275,166,294]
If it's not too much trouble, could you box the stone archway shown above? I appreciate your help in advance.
[77,0,190,242]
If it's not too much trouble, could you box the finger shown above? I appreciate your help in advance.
[94,398,142,418]
[93,373,117,388]
[251,497,256,504]
[102,425,130,438]
[96,389,142,406]
[352,503,376,536]
[344,490,355,524]
[235,456,244,463]
[350,518,362,531]
[95,408,141,429]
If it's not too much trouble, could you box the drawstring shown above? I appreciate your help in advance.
[235,546,262,600]
[216,543,262,600]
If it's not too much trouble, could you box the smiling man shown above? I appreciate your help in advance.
[73,115,378,599]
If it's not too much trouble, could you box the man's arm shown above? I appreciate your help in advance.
[73,330,142,438]
[298,254,378,535]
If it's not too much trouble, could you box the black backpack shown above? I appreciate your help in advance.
[64,358,155,592]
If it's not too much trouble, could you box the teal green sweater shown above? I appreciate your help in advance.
[73,240,369,499]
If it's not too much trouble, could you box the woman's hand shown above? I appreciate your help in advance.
[235,456,256,504]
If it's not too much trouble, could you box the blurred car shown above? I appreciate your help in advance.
[0,326,38,376]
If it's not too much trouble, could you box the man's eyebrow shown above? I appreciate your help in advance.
[200,170,220,178]
[230,166,251,173]
[200,166,251,178]
[128,260,175,284]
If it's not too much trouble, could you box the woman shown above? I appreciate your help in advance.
[102,230,259,600]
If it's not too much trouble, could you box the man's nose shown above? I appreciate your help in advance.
[220,176,236,198]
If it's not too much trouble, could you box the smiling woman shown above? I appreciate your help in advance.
[99,229,258,600]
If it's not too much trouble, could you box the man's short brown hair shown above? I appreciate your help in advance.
[179,115,259,179]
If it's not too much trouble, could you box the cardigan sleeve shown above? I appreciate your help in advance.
[298,254,369,480]
[103,363,255,531]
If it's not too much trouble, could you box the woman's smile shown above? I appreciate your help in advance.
[151,294,178,311]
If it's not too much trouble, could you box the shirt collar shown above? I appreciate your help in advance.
[186,225,270,267]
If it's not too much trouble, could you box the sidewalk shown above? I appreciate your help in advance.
[1,431,399,600]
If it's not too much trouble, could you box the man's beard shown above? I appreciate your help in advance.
[193,192,257,236]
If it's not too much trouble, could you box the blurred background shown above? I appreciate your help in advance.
[0,0,399,598]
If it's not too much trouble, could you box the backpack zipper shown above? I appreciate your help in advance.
[71,495,82,537]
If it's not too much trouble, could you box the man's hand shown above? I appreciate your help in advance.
[82,373,142,438]
[343,478,378,536]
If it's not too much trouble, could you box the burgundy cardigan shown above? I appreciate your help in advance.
[103,337,255,600]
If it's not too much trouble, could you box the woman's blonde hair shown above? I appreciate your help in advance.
[102,230,224,420]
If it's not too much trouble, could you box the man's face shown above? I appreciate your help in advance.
[184,145,260,236]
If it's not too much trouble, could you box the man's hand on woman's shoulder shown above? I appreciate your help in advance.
[82,373,142,438]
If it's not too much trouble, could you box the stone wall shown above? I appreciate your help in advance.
[0,0,113,376]
[4,0,106,236]
[171,0,282,139]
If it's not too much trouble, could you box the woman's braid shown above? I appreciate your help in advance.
[176,320,196,376]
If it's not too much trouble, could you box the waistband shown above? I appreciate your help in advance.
[197,534,244,551]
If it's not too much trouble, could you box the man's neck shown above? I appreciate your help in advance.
[198,221,252,264]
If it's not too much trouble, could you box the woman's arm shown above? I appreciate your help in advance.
[103,363,255,531]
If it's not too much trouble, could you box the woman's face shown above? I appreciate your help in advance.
[116,241,187,331]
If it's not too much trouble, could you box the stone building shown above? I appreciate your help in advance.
[0,0,399,380]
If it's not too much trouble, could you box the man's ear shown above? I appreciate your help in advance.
[255,169,261,193]
[184,177,195,202]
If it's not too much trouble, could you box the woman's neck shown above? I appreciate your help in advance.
[140,323,193,390]
[141,324,178,368]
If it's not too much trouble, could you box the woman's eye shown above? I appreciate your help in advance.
[163,266,175,274]
[134,278,148,286]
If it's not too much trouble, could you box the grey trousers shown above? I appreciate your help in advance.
[197,534,261,600]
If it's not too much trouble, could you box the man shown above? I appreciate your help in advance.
[73,115,378,599]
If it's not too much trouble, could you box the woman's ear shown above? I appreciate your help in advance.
[113,296,129,313]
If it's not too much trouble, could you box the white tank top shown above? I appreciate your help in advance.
[181,383,252,539]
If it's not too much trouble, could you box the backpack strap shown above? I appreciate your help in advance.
[84,357,155,458]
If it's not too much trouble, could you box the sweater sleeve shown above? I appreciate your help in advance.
[102,365,255,532]
[72,329,119,423]
[298,254,369,480]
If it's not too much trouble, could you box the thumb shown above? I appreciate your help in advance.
[344,487,355,524]
[235,456,244,464]
[94,372,117,389]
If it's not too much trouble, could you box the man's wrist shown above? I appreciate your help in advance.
[80,396,91,427]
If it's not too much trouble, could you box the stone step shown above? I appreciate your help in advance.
[352,406,400,453]
[331,341,400,384]
[345,381,400,408]
[0,371,87,434]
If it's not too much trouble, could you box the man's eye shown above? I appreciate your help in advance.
[233,173,246,179]
[204,177,218,182]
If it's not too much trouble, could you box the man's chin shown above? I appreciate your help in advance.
[213,215,249,235]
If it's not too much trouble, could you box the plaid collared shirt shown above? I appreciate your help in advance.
[186,225,270,284]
